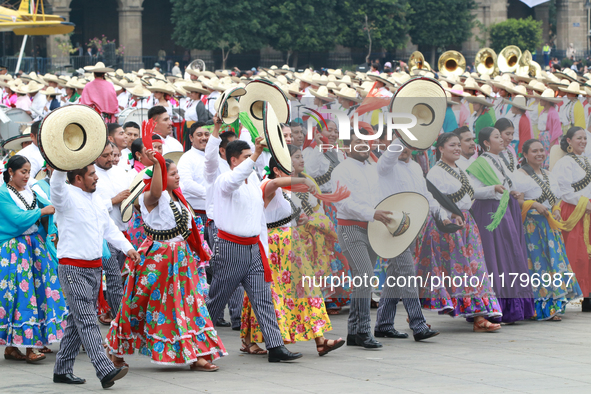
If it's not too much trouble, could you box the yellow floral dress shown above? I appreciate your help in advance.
[240,188,333,344]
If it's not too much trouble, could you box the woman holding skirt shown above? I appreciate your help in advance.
[106,149,226,371]
[516,139,582,320]
[241,146,345,356]
[552,127,591,312]
[466,127,535,323]
[415,133,502,332]
[0,155,68,363]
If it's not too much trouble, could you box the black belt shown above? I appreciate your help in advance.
[144,200,190,241]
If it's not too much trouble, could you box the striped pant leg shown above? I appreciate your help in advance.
[54,265,115,380]
[338,225,377,335]
[375,248,429,334]
[241,244,284,349]
[228,285,245,329]
[102,242,124,316]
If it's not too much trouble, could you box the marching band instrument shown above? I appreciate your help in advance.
[498,45,522,74]
[409,51,431,73]
[475,48,498,77]
[437,51,466,77]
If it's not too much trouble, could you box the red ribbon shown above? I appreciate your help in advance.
[217,229,272,282]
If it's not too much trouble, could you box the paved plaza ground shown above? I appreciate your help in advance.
[2,302,590,394]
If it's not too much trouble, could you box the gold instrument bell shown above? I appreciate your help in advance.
[475,48,498,77]
[498,45,522,73]
[437,50,466,77]
[409,51,431,74]
[518,50,542,78]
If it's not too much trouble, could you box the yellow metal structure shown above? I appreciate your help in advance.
[0,0,74,35]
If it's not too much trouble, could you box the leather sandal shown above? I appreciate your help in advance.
[473,319,501,332]
[39,346,53,354]
[26,349,46,364]
[190,358,219,372]
[98,313,112,326]
[240,341,268,355]
[4,347,26,361]
[316,338,345,356]
[327,308,341,315]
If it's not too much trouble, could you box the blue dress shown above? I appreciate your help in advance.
[0,184,68,348]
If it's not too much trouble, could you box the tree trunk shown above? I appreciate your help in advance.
[364,14,372,65]
[221,47,226,70]
[292,51,299,69]
[286,50,292,67]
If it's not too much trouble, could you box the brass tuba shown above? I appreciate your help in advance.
[518,50,541,78]
[475,48,498,77]
[437,50,466,76]
[498,45,522,73]
[409,51,431,73]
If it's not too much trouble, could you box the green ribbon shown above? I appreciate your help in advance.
[466,156,510,231]
[238,111,270,153]
[263,165,271,176]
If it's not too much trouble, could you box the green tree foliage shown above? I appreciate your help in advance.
[407,0,477,64]
[264,0,339,67]
[170,0,269,53]
[488,17,543,53]
[338,0,411,62]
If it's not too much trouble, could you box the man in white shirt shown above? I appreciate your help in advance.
[453,126,477,172]
[206,137,302,362]
[205,89,220,117]
[17,121,44,186]
[93,143,132,320]
[178,122,210,226]
[26,82,46,120]
[148,105,183,154]
[107,123,131,171]
[51,164,139,388]
[121,121,140,165]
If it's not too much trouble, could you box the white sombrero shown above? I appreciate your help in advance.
[334,87,362,103]
[40,87,62,96]
[538,88,562,104]
[121,166,152,223]
[368,192,430,259]
[181,81,210,95]
[503,95,532,112]
[128,84,151,98]
[2,126,32,152]
[262,102,291,174]
[35,168,48,181]
[215,86,247,124]
[38,104,108,171]
[163,151,184,165]
[388,77,446,150]
[309,86,335,102]
[465,94,493,107]
[84,62,114,73]
[239,79,290,135]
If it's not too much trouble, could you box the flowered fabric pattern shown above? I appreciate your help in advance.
[414,213,502,318]
[322,202,352,309]
[241,225,332,344]
[524,211,583,320]
[0,233,68,347]
[106,239,225,365]
[128,211,147,250]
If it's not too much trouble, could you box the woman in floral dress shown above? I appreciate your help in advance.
[415,133,502,332]
[240,146,345,356]
[106,149,225,371]
[0,155,68,362]
[516,139,582,320]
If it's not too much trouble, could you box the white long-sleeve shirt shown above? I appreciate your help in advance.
[95,165,132,231]
[178,147,207,211]
[377,140,447,220]
[427,164,474,218]
[456,154,475,172]
[18,143,44,187]
[29,93,46,120]
[302,147,346,193]
[517,169,562,209]
[469,153,521,201]
[204,135,230,220]
[51,170,133,260]
[212,157,268,254]
[331,157,379,222]
[552,154,591,206]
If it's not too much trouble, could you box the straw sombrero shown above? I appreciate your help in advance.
[368,192,430,259]
[38,104,108,171]
[549,144,567,171]
[84,62,114,73]
[503,95,531,112]
[334,87,362,103]
[40,87,62,96]
[25,81,44,94]
[35,168,47,181]
[163,151,184,165]
[1,126,32,152]
[558,81,586,96]
[121,166,151,223]
[128,84,151,98]
[239,79,290,135]
[215,86,246,124]
[309,86,335,102]
[181,81,210,95]
[388,77,446,150]
[147,80,175,96]
[465,94,493,107]
[262,102,291,174]
[538,88,562,104]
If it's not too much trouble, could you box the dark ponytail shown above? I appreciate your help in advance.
[560,126,584,153]
[494,118,514,133]
[477,127,497,155]
[3,155,30,183]
[435,133,460,161]
[268,144,299,179]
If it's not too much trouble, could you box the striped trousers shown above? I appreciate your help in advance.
[375,248,429,334]
[206,220,244,329]
[338,224,378,335]
[102,242,125,316]
[54,265,115,380]
[206,238,283,349]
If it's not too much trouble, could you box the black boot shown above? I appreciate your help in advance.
[582,298,591,312]
[354,333,382,349]
[267,345,303,362]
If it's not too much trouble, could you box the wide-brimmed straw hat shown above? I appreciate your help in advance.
[121,166,151,223]
[84,62,114,73]
[239,79,290,136]
[368,192,430,259]
[1,126,32,152]
[558,81,586,96]
[147,80,175,95]
[262,102,291,174]
[182,81,210,95]
[40,87,62,96]
[465,94,493,107]
[334,87,362,103]
[503,95,532,111]
[309,86,335,101]
[25,81,44,94]
[444,84,470,97]
[389,77,447,150]
[366,73,397,89]
[215,86,247,124]
[538,88,563,104]
[128,84,151,98]
[38,104,108,171]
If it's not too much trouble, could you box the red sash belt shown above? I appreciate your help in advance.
[194,210,207,214]
[59,258,102,268]
[337,219,368,229]
[217,229,272,282]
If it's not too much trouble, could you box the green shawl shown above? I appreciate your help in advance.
[466,156,510,231]
[238,111,270,153]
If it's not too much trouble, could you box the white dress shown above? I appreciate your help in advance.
[140,192,191,242]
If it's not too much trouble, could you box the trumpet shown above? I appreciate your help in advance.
[498,45,522,73]
[409,51,431,73]
[475,48,498,77]
[438,51,466,76]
